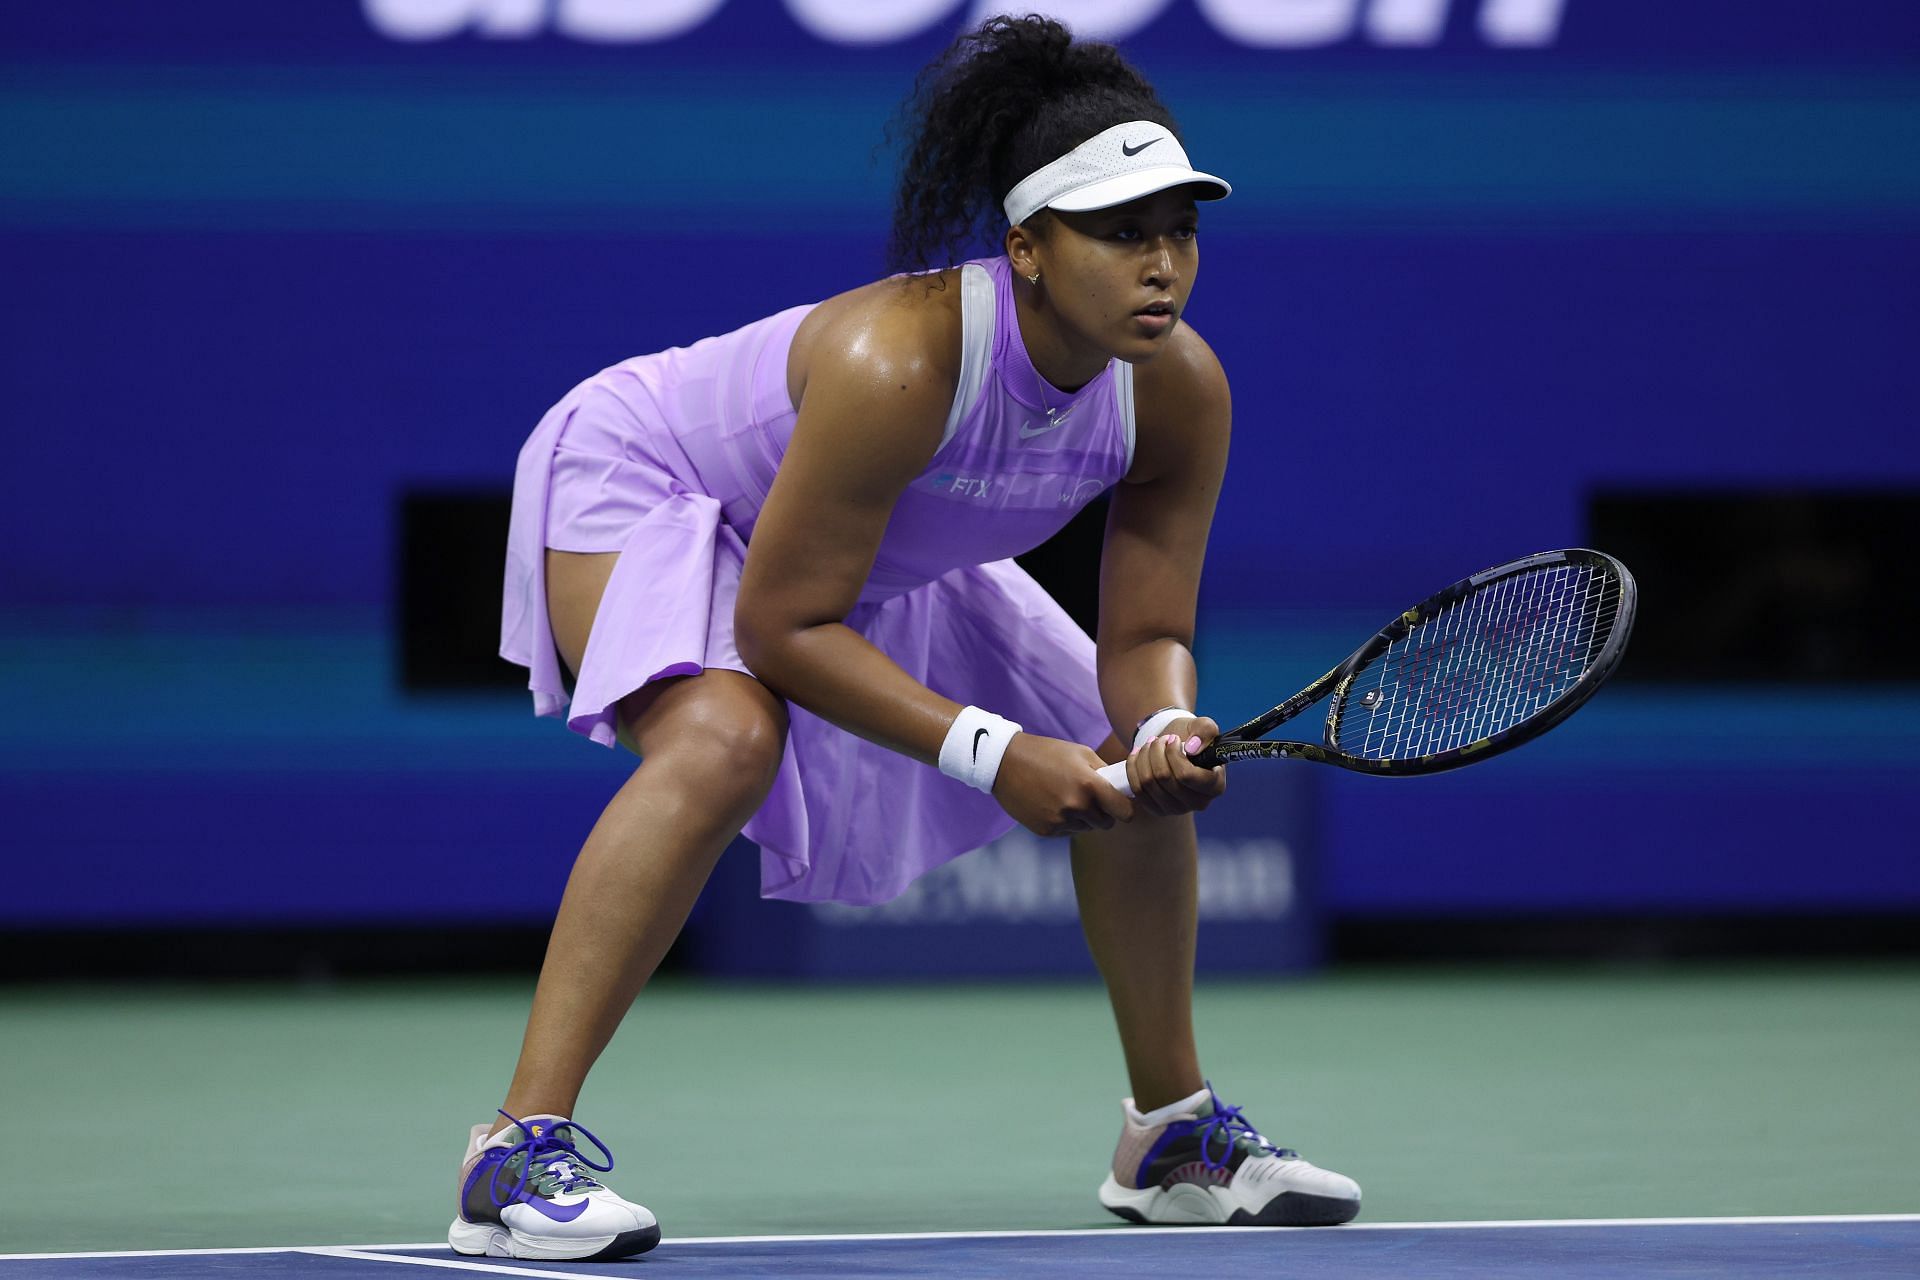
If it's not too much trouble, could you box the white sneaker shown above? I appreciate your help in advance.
[1097,1084,1360,1226]
[446,1112,661,1261]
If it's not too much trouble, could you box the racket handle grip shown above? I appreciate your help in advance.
[1096,742,1224,799]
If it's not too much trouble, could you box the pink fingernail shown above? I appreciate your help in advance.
[1185,735,1203,754]
[1162,734,1180,746]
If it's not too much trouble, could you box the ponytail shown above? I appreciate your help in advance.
[888,14,1180,272]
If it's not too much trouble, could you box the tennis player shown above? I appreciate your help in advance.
[460,15,1360,1262]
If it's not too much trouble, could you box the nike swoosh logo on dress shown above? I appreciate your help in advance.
[1018,417,1068,440]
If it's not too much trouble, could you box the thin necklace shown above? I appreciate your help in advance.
[1024,304,1088,427]
[1036,369,1076,428]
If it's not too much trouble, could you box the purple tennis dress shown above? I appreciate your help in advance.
[500,256,1137,905]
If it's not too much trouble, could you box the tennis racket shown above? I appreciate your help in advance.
[1097,548,1636,795]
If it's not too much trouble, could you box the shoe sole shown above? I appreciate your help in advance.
[448,1217,662,1261]
[1097,1174,1360,1227]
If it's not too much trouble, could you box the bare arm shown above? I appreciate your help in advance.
[733,294,959,762]
[734,290,1132,835]
[1097,323,1232,812]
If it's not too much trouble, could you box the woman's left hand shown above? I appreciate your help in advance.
[1124,715,1227,817]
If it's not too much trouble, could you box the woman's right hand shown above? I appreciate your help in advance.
[992,733,1135,837]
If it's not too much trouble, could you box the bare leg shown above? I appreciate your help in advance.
[488,552,787,1133]
[1072,761,1205,1112]
[496,671,786,1128]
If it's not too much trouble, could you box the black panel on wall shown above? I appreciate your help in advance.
[397,490,521,691]
[1589,490,1916,683]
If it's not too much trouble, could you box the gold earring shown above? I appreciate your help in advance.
[1026,271,1041,286]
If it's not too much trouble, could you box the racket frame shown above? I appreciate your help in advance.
[1192,548,1636,777]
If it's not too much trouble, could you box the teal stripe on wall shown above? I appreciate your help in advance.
[3,64,1916,232]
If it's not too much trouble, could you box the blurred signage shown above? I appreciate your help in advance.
[361,0,1568,47]
[807,830,1298,927]
[681,766,1323,978]
[7,2,1909,64]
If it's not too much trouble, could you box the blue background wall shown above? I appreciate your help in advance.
[3,1,1917,935]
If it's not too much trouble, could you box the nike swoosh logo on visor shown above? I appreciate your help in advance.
[1121,138,1162,157]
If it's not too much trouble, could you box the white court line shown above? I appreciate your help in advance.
[6,1215,1919,1261]
[0,1242,446,1262]
[663,1214,1920,1244]
[299,1248,595,1278]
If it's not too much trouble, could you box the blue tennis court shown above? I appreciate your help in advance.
[12,1219,1920,1280]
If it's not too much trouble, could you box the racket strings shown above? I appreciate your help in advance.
[1334,564,1620,760]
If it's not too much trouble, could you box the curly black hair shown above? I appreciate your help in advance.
[888,14,1181,272]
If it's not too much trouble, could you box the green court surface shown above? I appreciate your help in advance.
[4,963,1916,1255]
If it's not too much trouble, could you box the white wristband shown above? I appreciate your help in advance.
[938,706,1023,794]
[1131,707,1194,753]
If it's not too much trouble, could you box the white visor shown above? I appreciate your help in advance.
[1002,120,1230,228]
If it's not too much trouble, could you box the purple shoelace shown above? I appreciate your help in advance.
[1192,1084,1297,1171]
[486,1110,617,1210]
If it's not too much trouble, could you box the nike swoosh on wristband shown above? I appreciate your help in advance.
[1121,137,1162,157]
[522,1196,593,1224]
[972,727,988,764]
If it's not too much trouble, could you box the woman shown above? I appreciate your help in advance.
[460,15,1360,1262]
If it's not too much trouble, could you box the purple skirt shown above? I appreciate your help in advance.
[501,376,1113,907]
